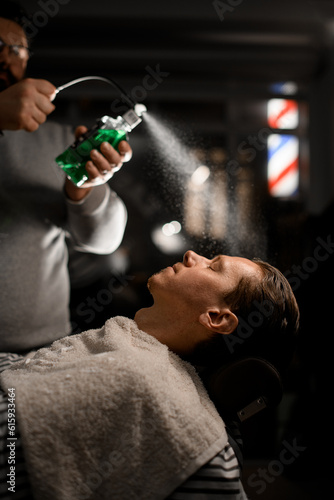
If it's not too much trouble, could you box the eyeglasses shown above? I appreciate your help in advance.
[0,38,32,61]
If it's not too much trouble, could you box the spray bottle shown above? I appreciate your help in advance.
[53,76,147,187]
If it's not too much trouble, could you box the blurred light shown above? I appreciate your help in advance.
[270,82,298,96]
[151,221,185,254]
[190,165,210,186]
[267,99,299,129]
[267,134,299,197]
[162,220,182,236]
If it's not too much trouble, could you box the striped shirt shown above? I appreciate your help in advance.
[167,443,248,499]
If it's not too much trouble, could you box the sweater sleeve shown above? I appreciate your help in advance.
[65,183,127,254]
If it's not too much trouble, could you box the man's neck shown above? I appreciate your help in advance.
[134,305,200,357]
[134,307,158,335]
[134,306,173,348]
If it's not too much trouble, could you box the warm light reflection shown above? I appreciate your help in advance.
[190,165,210,186]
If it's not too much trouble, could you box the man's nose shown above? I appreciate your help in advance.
[183,250,202,267]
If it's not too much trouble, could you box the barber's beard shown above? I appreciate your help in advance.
[0,64,19,91]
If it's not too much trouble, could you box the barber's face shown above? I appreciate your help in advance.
[148,250,262,315]
[0,17,28,91]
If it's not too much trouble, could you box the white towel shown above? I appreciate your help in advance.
[1,316,228,500]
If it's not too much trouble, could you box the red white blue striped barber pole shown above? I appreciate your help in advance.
[267,134,299,197]
[267,98,299,197]
[267,99,298,130]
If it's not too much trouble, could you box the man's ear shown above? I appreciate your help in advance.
[199,308,238,335]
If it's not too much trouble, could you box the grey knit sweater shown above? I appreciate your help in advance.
[0,122,127,352]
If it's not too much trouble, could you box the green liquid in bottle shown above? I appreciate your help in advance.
[55,128,127,187]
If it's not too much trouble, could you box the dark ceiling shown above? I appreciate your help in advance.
[23,0,334,100]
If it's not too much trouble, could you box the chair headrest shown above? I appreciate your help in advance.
[202,357,283,422]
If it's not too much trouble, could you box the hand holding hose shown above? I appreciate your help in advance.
[0,78,56,132]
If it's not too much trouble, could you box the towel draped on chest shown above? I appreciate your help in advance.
[0,316,228,500]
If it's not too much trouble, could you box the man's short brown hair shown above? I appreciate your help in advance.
[189,259,300,375]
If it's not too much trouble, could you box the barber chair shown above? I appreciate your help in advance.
[202,357,283,422]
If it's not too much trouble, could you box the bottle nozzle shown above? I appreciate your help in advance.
[121,104,147,131]
[134,104,147,117]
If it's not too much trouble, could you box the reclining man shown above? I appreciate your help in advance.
[0,250,299,500]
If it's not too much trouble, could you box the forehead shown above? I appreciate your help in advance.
[0,17,27,45]
[218,255,263,281]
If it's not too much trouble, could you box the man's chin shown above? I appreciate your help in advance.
[147,272,160,292]
[147,267,171,293]
[147,277,153,292]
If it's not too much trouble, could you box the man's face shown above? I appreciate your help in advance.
[0,17,28,91]
[148,250,263,317]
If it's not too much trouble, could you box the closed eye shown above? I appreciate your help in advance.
[208,256,223,272]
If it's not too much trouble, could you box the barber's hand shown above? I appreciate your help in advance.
[64,125,133,202]
[0,78,56,132]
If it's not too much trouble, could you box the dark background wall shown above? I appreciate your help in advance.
[18,0,334,497]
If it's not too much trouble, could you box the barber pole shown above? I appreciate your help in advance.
[267,134,299,197]
[267,99,298,130]
[267,98,299,197]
